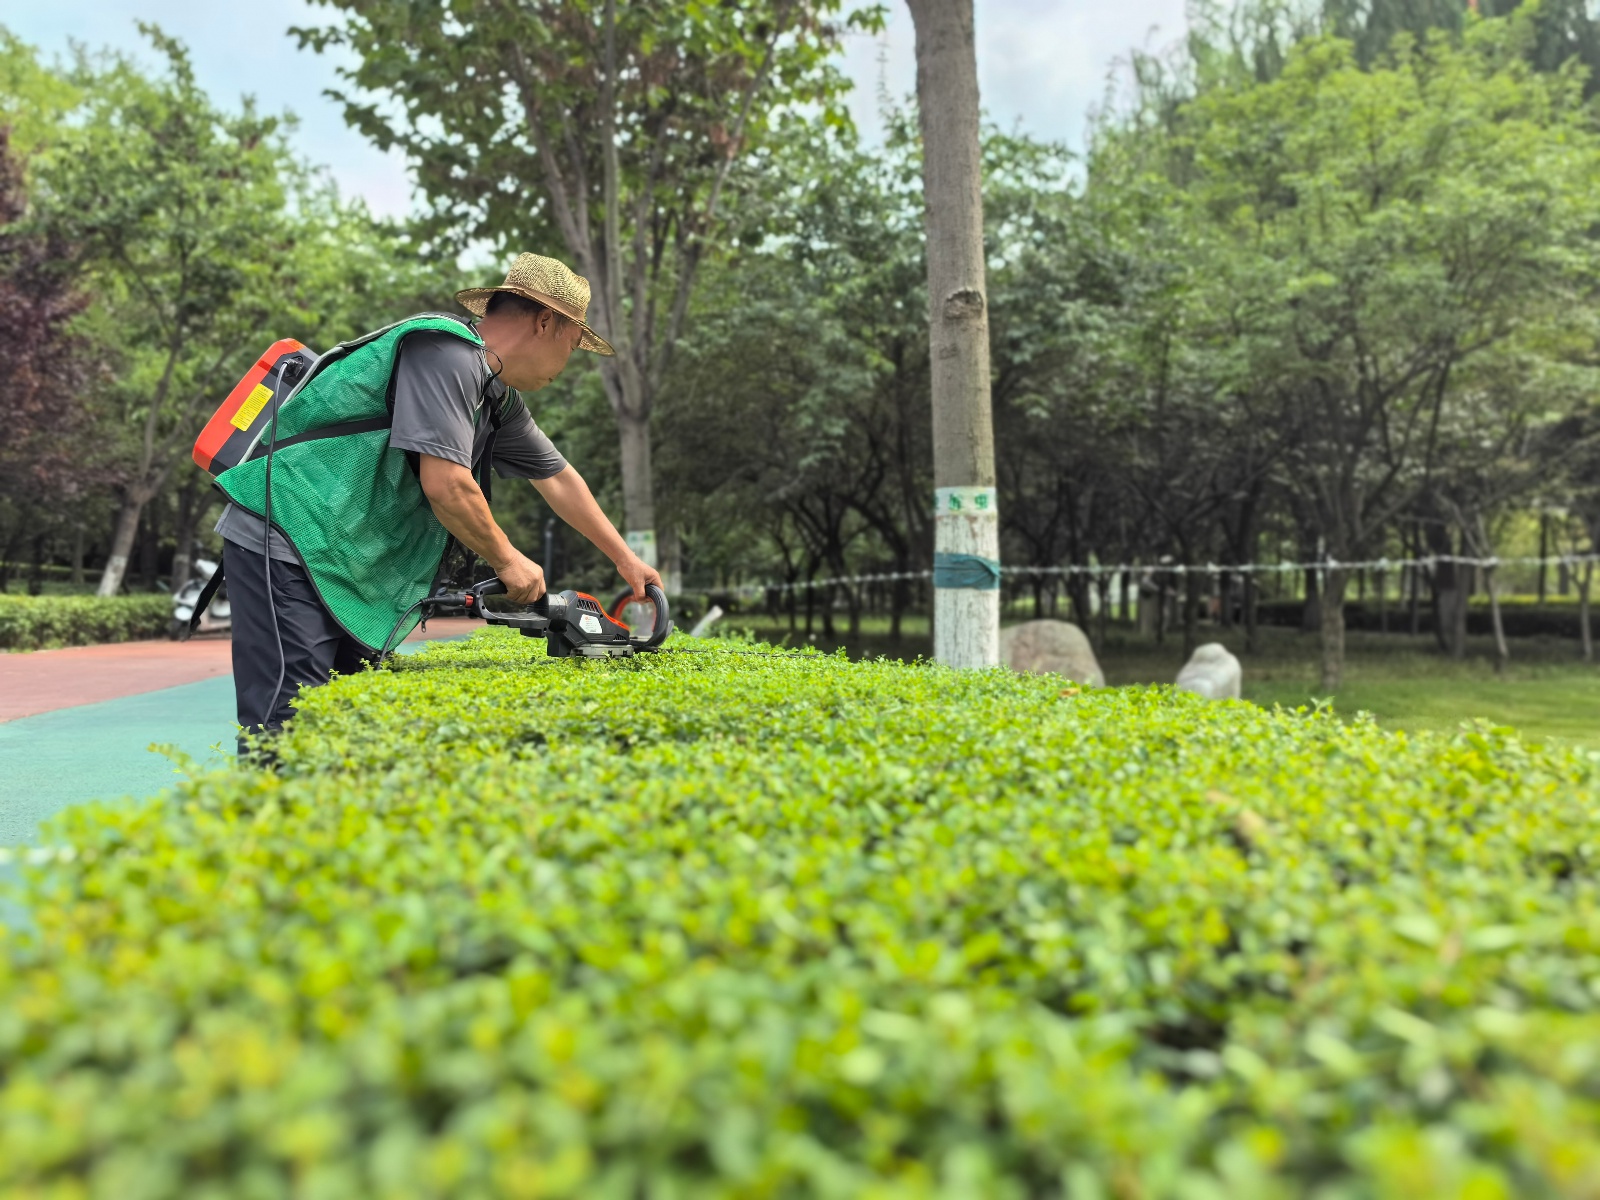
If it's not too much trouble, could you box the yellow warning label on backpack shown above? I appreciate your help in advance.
[231,383,274,431]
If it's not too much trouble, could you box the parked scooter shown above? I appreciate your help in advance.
[170,558,230,639]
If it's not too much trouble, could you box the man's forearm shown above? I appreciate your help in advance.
[532,466,633,564]
[419,457,517,569]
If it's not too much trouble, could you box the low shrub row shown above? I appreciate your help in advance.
[0,593,172,651]
[4,631,1600,1195]
[1257,597,1597,640]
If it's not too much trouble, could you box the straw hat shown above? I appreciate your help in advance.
[455,253,615,356]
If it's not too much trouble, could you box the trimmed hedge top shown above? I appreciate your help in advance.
[0,593,171,651]
[4,631,1600,1196]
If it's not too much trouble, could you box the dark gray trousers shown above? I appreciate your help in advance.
[224,538,371,755]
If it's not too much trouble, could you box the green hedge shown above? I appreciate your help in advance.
[0,593,172,651]
[4,632,1600,1195]
[1257,597,1596,640]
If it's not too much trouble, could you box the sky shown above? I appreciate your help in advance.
[4,0,1191,220]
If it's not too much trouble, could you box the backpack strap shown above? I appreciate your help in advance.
[245,415,392,459]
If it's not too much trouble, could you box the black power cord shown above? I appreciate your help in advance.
[254,360,299,757]
[260,393,284,745]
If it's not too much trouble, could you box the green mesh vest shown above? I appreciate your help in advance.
[215,315,485,653]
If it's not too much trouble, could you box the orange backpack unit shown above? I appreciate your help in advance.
[191,339,320,476]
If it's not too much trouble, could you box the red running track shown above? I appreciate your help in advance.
[0,620,477,723]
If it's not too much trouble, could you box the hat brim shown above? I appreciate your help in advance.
[455,286,615,356]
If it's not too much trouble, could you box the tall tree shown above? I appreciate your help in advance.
[24,30,302,595]
[1135,22,1600,686]
[25,28,455,595]
[0,125,91,581]
[906,0,999,668]
[299,0,879,575]
[0,28,79,158]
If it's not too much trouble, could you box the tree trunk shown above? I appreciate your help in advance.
[1118,569,1131,624]
[28,532,46,596]
[616,407,657,568]
[1319,566,1350,691]
[169,481,212,595]
[659,526,682,595]
[97,493,147,597]
[70,523,84,590]
[1538,513,1549,605]
[1182,569,1201,658]
[1069,573,1091,630]
[1581,562,1594,663]
[1154,571,1168,646]
[1486,563,1509,673]
[1377,568,1388,635]
[1244,571,1260,654]
[1424,522,1468,658]
[1301,567,1321,634]
[1410,561,1423,637]
[1433,579,1465,662]
[0,528,17,593]
[139,495,162,592]
[1095,573,1110,648]
[1474,518,1508,673]
[908,0,998,670]
[1433,558,1469,660]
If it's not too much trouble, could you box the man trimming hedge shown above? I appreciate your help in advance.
[212,253,662,754]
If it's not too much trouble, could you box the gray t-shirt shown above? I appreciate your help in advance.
[217,330,566,561]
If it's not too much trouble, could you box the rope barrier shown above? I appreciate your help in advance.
[691,553,1600,596]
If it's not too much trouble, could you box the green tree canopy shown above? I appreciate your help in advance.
[20,26,457,594]
[296,0,884,569]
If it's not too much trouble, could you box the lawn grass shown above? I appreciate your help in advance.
[1105,627,1600,749]
[722,609,1600,748]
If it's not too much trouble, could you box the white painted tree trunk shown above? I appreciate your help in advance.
[934,487,1000,667]
[907,0,999,669]
[617,405,657,568]
[96,497,143,597]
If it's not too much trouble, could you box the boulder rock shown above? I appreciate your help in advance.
[999,620,1105,687]
[1174,642,1242,700]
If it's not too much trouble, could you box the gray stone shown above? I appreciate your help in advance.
[1174,642,1242,700]
[999,620,1105,687]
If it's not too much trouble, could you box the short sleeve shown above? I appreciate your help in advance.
[490,393,568,480]
[387,331,485,468]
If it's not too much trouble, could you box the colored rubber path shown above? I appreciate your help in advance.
[0,621,475,848]
[0,636,235,723]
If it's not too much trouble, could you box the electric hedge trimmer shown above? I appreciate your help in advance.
[423,578,672,658]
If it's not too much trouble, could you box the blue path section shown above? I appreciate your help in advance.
[0,676,238,849]
[0,638,463,928]
[0,675,236,930]
[0,635,460,851]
